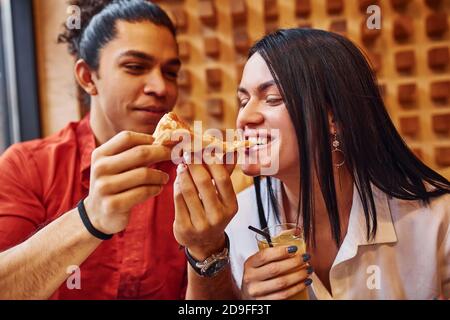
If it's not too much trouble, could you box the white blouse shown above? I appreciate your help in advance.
[225,178,450,300]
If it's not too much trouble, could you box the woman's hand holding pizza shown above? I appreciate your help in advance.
[173,152,238,260]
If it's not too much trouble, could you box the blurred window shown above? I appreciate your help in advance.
[0,4,10,154]
[0,0,41,155]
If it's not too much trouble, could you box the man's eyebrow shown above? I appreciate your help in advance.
[117,50,181,67]
[237,80,277,95]
[118,50,155,62]
[166,58,182,68]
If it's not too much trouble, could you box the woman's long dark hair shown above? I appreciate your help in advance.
[250,28,450,247]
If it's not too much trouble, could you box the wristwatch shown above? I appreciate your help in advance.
[185,233,230,278]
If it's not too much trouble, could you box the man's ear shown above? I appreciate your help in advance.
[74,59,98,96]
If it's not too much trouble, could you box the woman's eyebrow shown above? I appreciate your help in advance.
[257,80,276,93]
[237,80,277,95]
[237,86,248,95]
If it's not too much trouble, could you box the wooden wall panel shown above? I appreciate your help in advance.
[158,0,450,179]
[33,0,450,181]
[33,0,79,137]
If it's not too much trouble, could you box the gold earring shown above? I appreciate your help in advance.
[332,132,345,168]
[332,132,345,191]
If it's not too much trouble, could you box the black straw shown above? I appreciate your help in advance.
[248,225,273,247]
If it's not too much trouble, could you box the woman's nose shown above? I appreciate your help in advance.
[236,100,265,128]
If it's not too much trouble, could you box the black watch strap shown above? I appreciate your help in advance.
[77,198,113,240]
[185,233,230,277]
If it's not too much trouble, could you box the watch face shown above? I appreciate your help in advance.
[203,258,229,277]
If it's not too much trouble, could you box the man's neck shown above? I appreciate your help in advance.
[89,103,115,146]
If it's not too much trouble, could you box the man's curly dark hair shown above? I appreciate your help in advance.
[56,0,176,113]
[57,0,112,58]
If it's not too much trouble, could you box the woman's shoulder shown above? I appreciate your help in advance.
[388,192,449,219]
[429,193,450,213]
[423,193,449,227]
[388,193,449,245]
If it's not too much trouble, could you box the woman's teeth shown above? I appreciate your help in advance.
[248,137,269,146]
[257,137,268,145]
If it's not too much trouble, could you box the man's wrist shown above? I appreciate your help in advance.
[77,198,113,240]
[83,197,111,235]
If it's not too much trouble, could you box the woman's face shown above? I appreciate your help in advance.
[237,53,299,178]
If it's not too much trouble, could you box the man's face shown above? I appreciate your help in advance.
[93,20,180,135]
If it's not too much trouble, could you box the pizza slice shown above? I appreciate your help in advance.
[152,112,252,152]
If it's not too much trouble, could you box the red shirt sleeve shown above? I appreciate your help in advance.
[0,144,46,251]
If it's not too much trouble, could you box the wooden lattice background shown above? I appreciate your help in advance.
[153,0,450,179]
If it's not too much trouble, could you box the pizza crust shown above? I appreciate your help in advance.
[152,112,252,152]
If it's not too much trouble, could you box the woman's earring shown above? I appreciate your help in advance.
[332,133,345,168]
[332,132,345,191]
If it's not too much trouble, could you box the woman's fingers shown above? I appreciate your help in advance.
[258,278,312,300]
[173,174,195,242]
[250,253,309,281]
[247,267,310,298]
[247,246,308,268]
[242,246,313,300]
[223,151,238,175]
[204,162,237,213]
[176,163,208,230]
[185,163,224,226]
[173,151,239,256]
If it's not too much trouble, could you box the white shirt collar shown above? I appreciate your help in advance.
[270,178,398,249]
[332,183,398,269]
[270,179,399,299]
[230,178,449,299]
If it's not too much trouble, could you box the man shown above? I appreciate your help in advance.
[0,0,186,299]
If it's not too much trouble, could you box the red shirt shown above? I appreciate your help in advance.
[0,115,187,299]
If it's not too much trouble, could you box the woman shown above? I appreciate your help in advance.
[173,28,450,300]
